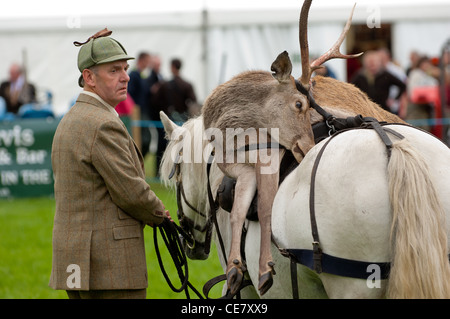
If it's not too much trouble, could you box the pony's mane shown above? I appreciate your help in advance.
[159,115,209,189]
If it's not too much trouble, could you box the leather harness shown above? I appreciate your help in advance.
[277,118,405,299]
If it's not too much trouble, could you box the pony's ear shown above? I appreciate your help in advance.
[160,111,179,137]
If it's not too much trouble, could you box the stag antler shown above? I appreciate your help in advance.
[299,1,363,89]
[299,0,314,88]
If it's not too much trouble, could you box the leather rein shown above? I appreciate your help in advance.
[169,150,228,264]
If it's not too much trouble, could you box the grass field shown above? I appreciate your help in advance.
[0,182,225,299]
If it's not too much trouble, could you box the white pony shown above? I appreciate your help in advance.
[160,112,450,298]
[160,113,305,298]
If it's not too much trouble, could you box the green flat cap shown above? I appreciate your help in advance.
[75,28,134,87]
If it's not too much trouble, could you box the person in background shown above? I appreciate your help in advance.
[154,58,197,122]
[0,63,36,114]
[128,51,151,115]
[115,93,135,117]
[406,56,440,132]
[351,50,406,114]
[443,50,450,110]
[311,55,337,80]
[146,54,165,177]
[406,50,421,76]
[378,48,408,117]
[128,51,152,156]
[147,54,164,121]
[313,64,336,79]
[153,58,198,176]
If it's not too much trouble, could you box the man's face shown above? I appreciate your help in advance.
[364,53,381,76]
[9,64,21,82]
[88,60,130,106]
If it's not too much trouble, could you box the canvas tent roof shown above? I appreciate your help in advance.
[0,0,449,115]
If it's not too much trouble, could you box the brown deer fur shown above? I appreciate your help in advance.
[310,75,405,124]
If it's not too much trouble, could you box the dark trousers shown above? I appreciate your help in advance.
[67,289,146,299]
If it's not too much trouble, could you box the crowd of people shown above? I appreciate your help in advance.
[1,47,448,153]
[345,48,449,132]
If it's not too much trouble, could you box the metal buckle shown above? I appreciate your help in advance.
[325,117,336,136]
[312,241,323,274]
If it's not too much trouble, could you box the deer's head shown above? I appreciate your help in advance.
[269,0,362,163]
[267,50,314,163]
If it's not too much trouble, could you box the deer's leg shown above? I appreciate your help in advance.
[219,163,256,296]
[254,149,282,295]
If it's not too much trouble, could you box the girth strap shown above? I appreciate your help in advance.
[285,249,391,279]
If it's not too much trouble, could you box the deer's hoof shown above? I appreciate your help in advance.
[258,261,275,296]
[227,259,246,296]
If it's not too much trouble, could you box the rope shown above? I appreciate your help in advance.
[153,218,204,299]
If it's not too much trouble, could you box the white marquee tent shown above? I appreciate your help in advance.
[0,0,449,116]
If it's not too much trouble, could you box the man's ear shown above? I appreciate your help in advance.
[82,68,96,87]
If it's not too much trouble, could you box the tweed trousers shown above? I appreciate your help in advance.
[66,289,146,299]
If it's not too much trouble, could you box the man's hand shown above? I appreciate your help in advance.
[147,201,173,227]
[164,209,173,222]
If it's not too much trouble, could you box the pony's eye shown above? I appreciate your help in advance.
[296,101,302,109]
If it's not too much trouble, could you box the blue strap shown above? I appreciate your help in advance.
[286,248,391,280]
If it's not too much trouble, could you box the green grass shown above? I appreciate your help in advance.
[0,182,225,299]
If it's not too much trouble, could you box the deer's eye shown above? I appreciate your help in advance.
[295,101,303,109]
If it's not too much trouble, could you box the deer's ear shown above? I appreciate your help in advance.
[271,51,293,83]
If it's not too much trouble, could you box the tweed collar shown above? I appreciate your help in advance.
[79,90,119,117]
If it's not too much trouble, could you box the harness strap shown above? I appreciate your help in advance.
[312,115,367,143]
[295,79,335,123]
[206,153,228,264]
[178,181,206,218]
[308,131,334,273]
[309,118,406,275]
[203,274,253,299]
[285,249,391,279]
[289,254,300,299]
[154,218,204,299]
[237,142,284,153]
[362,118,395,157]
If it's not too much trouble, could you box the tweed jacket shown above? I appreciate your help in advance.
[49,92,164,291]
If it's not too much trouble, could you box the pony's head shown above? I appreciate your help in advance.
[160,111,223,260]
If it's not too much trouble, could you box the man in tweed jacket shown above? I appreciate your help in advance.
[49,29,168,299]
